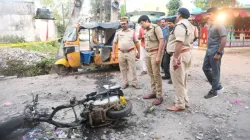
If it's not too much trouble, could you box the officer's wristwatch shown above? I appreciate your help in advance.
[216,51,222,55]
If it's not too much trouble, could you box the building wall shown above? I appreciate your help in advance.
[140,0,168,13]
[0,1,57,42]
[0,1,36,41]
[34,19,57,41]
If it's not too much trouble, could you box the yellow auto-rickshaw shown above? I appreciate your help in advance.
[55,22,136,75]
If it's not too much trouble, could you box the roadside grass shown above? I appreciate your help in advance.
[20,41,59,57]
[0,41,60,77]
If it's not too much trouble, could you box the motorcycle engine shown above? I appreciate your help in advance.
[85,96,120,127]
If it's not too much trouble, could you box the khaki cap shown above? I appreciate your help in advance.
[120,16,128,23]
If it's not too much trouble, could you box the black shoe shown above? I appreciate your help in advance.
[204,90,218,99]
[168,79,172,84]
[162,76,170,80]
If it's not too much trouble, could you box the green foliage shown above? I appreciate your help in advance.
[41,0,54,8]
[0,35,25,44]
[120,4,126,17]
[0,59,55,77]
[193,0,233,10]
[41,0,70,36]
[167,0,181,16]
[0,41,59,77]
[56,24,66,37]
[22,41,59,57]
[193,0,209,10]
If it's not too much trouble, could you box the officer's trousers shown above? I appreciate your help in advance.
[140,46,147,72]
[170,51,192,108]
[118,50,137,85]
[145,51,162,98]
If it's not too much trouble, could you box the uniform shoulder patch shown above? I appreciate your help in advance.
[116,29,122,32]
[152,24,158,27]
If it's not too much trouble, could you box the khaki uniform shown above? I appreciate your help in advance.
[145,24,163,97]
[167,19,194,108]
[113,28,138,85]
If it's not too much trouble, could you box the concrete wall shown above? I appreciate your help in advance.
[0,1,57,42]
[0,14,36,41]
[0,1,36,41]
[34,19,57,41]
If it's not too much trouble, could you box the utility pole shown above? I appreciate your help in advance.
[110,0,119,21]
[62,4,65,27]
[100,0,103,22]
[124,0,127,16]
[69,0,71,14]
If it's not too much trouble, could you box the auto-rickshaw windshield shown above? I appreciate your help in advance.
[66,27,77,42]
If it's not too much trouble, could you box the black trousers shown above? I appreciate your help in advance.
[161,52,171,77]
[202,52,223,91]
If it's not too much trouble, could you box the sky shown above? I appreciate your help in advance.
[82,0,250,15]
[122,0,196,13]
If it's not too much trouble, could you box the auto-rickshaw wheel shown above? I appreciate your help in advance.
[55,64,70,76]
[111,64,120,70]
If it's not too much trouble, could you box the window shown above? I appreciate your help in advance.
[66,27,77,42]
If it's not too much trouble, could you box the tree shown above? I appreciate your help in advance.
[90,0,111,22]
[120,4,126,17]
[104,0,111,21]
[193,0,237,10]
[41,0,54,8]
[90,0,101,21]
[41,0,71,37]
[167,0,181,16]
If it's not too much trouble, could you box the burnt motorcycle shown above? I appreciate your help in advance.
[0,85,132,138]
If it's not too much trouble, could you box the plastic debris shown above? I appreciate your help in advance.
[245,106,249,109]
[234,100,240,104]
[141,132,147,136]
[1,101,13,106]
[54,130,64,135]
[233,100,244,106]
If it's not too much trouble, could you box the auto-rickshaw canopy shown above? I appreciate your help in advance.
[79,21,136,30]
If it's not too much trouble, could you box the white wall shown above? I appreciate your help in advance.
[0,14,36,42]
[0,1,57,42]
[34,19,57,41]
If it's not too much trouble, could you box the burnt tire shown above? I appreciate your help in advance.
[0,116,25,139]
[107,100,132,119]
[111,64,120,71]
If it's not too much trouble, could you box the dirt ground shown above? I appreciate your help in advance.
[0,49,250,140]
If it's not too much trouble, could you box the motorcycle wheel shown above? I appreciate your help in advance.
[55,64,70,76]
[106,100,132,119]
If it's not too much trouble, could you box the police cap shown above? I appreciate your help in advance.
[120,16,129,23]
[178,8,190,19]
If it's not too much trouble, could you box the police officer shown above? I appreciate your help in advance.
[112,17,140,89]
[164,17,176,84]
[166,8,194,111]
[138,15,164,105]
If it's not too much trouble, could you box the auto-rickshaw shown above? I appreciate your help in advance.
[55,22,136,75]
